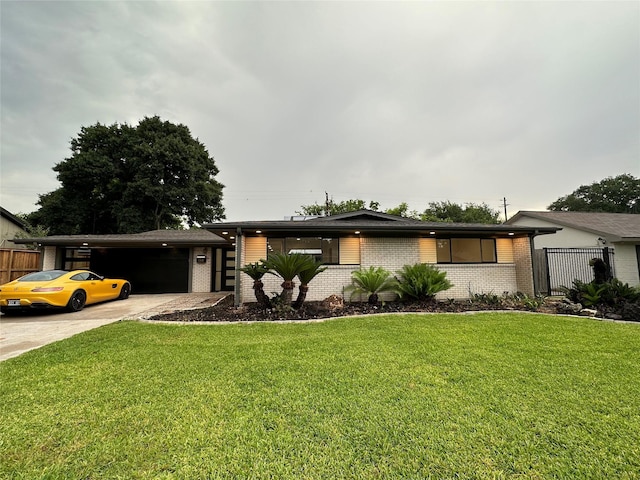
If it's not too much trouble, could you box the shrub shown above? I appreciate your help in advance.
[345,266,398,304]
[395,263,453,301]
[263,253,311,306]
[561,277,640,318]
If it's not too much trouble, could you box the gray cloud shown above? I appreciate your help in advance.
[1,1,638,221]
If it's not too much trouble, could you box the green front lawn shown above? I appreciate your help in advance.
[1,313,639,479]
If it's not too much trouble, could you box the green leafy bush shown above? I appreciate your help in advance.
[345,266,398,304]
[395,263,453,301]
[561,277,640,317]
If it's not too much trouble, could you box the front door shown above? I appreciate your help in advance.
[213,247,236,291]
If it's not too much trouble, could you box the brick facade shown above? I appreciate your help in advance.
[191,248,211,293]
[238,235,535,303]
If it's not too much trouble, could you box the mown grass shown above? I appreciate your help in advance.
[1,313,639,479]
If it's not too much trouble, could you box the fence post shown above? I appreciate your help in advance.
[544,248,552,295]
[602,247,612,281]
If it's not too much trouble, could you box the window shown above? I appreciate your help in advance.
[268,237,339,264]
[63,248,91,270]
[436,238,496,263]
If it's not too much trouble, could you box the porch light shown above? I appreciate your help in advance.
[222,231,229,235]
[256,230,262,234]
[162,243,168,247]
[230,236,235,240]
[429,231,436,235]
[354,231,360,235]
[82,242,89,246]
[508,232,515,236]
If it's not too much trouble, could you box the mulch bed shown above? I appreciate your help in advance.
[147,295,562,323]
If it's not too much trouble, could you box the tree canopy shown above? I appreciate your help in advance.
[298,198,501,224]
[547,174,639,213]
[297,199,380,216]
[28,116,225,234]
[421,201,501,224]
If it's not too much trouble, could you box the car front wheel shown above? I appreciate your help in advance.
[118,283,131,300]
[67,290,87,312]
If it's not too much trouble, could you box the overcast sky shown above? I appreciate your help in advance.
[1,1,638,223]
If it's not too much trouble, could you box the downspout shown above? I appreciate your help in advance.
[234,227,242,307]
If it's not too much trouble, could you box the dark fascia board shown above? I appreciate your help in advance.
[204,219,559,240]
[12,230,227,248]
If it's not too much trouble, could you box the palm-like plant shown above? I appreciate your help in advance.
[395,263,453,301]
[239,262,271,309]
[293,258,328,310]
[345,266,398,304]
[264,253,311,306]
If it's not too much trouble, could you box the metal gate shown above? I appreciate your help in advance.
[536,247,615,295]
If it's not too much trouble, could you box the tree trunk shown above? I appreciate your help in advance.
[281,280,295,306]
[368,293,379,305]
[293,284,309,310]
[253,280,271,309]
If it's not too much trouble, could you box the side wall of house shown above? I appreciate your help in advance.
[0,217,28,249]
[613,243,640,286]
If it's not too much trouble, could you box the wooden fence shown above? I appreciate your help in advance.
[0,248,41,285]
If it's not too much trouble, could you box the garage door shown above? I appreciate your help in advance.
[90,248,189,294]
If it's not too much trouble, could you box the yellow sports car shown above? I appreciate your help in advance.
[0,270,131,313]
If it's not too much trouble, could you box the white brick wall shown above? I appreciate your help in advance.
[613,243,640,286]
[191,248,211,293]
[436,264,518,299]
[42,246,56,270]
[361,237,420,270]
[512,237,534,295]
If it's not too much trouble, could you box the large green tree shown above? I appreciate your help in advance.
[421,201,501,224]
[28,116,225,234]
[297,198,380,216]
[547,174,639,213]
[298,198,500,224]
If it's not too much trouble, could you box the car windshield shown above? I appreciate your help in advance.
[18,270,67,282]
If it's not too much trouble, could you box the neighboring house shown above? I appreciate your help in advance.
[506,211,640,287]
[204,210,558,305]
[1,207,29,249]
[12,229,230,294]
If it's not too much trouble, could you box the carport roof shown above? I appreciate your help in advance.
[12,229,226,247]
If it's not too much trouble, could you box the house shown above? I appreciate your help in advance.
[12,229,230,294]
[506,211,640,288]
[1,207,29,249]
[204,210,558,305]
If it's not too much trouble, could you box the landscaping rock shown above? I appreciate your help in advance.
[557,299,583,315]
[321,294,344,312]
[579,308,598,317]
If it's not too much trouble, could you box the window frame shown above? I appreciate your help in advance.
[436,237,497,264]
[267,236,340,265]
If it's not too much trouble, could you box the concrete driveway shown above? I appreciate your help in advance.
[0,293,227,362]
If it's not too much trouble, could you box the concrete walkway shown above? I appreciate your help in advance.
[0,293,228,362]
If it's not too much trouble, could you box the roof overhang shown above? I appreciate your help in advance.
[12,230,227,248]
[205,219,559,243]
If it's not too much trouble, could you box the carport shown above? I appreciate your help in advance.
[13,230,229,294]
